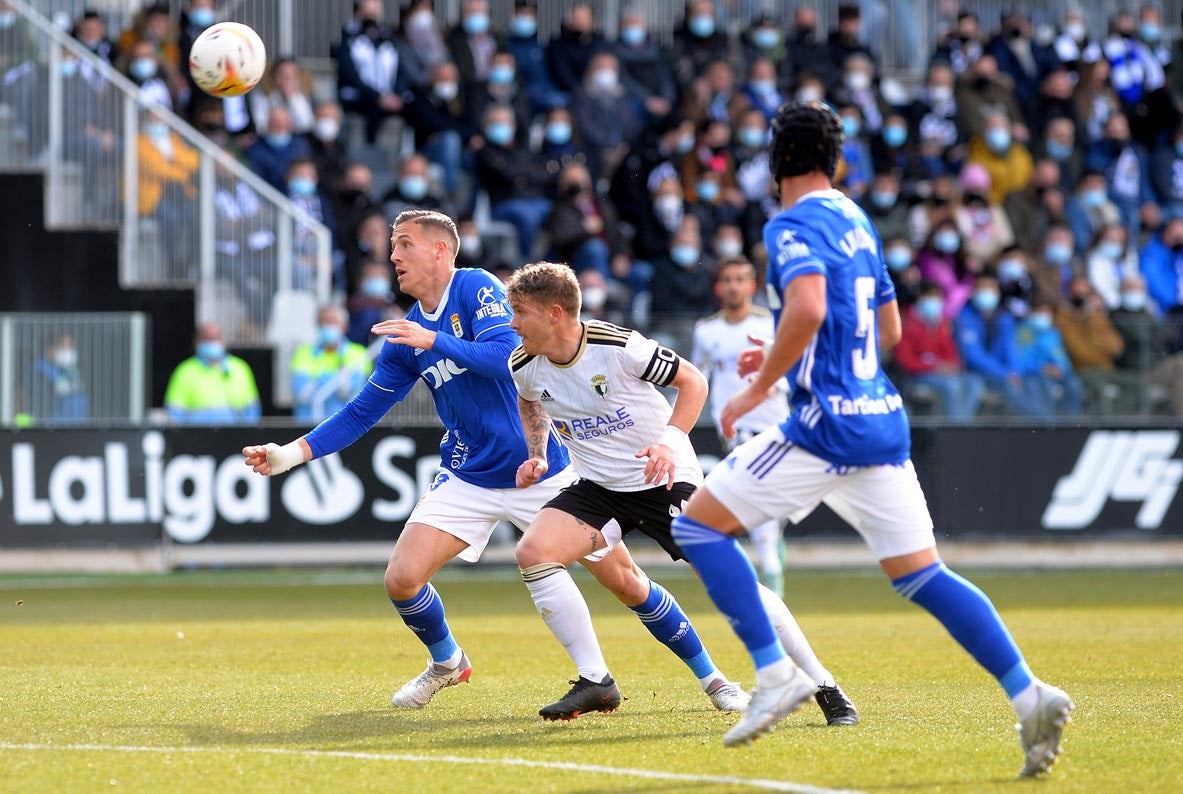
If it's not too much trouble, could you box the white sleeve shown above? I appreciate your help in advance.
[511,359,542,401]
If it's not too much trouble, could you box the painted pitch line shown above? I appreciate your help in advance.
[0,742,867,794]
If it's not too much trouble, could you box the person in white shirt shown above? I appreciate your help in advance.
[691,257,789,597]
[507,261,857,727]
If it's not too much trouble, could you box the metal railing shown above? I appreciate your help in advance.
[0,312,148,426]
[2,0,332,351]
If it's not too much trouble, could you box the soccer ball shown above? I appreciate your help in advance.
[188,22,266,97]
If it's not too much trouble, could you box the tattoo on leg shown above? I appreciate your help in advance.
[589,532,597,554]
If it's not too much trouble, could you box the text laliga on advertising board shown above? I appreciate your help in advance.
[0,426,1180,547]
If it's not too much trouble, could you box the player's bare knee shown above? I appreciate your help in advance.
[384,562,425,601]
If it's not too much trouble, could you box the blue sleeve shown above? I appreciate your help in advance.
[427,270,518,379]
[431,327,519,380]
[764,216,826,295]
[872,225,897,305]
[304,347,417,458]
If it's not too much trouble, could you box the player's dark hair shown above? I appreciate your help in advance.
[506,262,581,317]
[393,209,460,259]
[769,100,844,184]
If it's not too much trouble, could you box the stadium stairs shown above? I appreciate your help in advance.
[0,172,279,414]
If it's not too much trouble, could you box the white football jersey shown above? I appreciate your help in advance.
[511,321,704,492]
[692,307,789,435]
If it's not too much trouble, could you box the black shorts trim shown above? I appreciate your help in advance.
[543,478,697,561]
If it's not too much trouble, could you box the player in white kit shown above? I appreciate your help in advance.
[505,262,856,726]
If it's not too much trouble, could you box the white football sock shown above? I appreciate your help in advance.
[754,656,794,689]
[757,583,834,688]
[1011,680,1041,720]
[523,566,610,683]
[749,520,785,578]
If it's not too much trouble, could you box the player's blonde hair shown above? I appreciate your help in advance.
[506,262,581,317]
[393,209,460,259]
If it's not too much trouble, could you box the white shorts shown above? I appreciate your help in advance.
[407,466,579,562]
[705,427,935,561]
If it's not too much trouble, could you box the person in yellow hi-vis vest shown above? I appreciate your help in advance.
[164,322,261,424]
[290,305,371,421]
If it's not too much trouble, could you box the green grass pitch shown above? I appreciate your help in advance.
[1,566,1180,793]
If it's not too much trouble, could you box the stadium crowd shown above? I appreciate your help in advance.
[9,0,1183,420]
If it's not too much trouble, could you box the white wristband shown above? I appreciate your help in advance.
[659,425,689,449]
[265,440,306,476]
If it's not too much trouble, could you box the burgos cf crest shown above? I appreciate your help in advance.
[591,374,609,397]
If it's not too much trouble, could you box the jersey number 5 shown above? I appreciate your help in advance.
[852,276,878,380]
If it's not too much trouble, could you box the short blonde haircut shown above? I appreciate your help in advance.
[393,209,460,259]
[506,262,581,317]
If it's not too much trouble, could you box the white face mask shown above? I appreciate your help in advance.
[433,82,458,101]
[582,286,608,311]
[54,348,78,369]
[460,234,481,254]
[845,71,871,92]
[313,117,340,142]
[715,238,743,259]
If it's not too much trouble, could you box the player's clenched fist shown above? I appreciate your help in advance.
[516,456,549,488]
[242,439,308,476]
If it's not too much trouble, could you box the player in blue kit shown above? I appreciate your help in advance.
[670,103,1074,774]
[243,210,747,716]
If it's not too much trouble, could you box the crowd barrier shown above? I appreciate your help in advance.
[2,424,1179,549]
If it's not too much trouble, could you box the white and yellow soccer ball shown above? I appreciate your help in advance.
[188,22,266,97]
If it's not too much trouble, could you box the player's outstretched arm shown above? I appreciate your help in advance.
[877,300,903,351]
[242,437,312,476]
[515,395,551,488]
[374,318,519,380]
[721,274,826,438]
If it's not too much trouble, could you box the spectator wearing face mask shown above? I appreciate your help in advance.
[309,101,347,191]
[784,6,834,90]
[835,104,872,200]
[907,64,962,156]
[1015,299,1085,418]
[336,6,408,144]
[539,106,588,170]
[650,217,714,346]
[475,103,555,258]
[578,268,627,324]
[571,51,644,181]
[919,221,978,319]
[179,0,216,91]
[1040,116,1081,189]
[740,57,785,123]
[1139,218,1183,314]
[1102,10,1178,146]
[827,3,878,80]
[454,217,507,272]
[954,164,1014,263]
[840,53,887,135]
[1056,276,1126,412]
[634,176,686,262]
[403,61,479,200]
[870,114,925,194]
[347,259,401,344]
[1086,223,1139,309]
[285,158,342,292]
[1067,170,1123,253]
[399,0,449,86]
[382,154,449,220]
[548,162,634,287]
[956,274,1045,416]
[984,11,1060,128]
[1111,273,1183,415]
[70,9,118,67]
[955,55,1024,140]
[29,334,90,423]
[966,112,1033,206]
[907,173,958,249]
[1053,8,1101,75]
[862,172,908,242]
[930,11,984,77]
[505,0,561,111]
[711,224,745,264]
[246,106,313,192]
[546,2,607,95]
[466,50,534,150]
[686,169,743,248]
[895,282,985,420]
[680,118,741,211]
[291,305,371,421]
[671,0,733,87]
[1086,112,1157,238]
[995,246,1036,318]
[444,0,502,94]
[121,39,174,110]
[1035,224,1079,301]
[613,7,677,121]
[165,323,260,424]
[882,237,922,308]
[740,14,787,77]
[138,111,199,271]
[1006,160,1067,253]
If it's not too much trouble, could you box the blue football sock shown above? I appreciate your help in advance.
[671,515,786,671]
[893,562,1033,697]
[390,583,459,665]
[630,579,716,680]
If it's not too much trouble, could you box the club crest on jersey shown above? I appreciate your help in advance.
[591,374,610,397]
[450,313,463,337]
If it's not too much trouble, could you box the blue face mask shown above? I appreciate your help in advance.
[883,125,907,148]
[1081,188,1107,208]
[842,117,861,138]
[145,121,169,140]
[1045,242,1073,266]
[1046,140,1073,161]
[688,15,715,38]
[61,60,80,78]
[985,127,1011,153]
[1140,22,1161,43]
[751,27,781,49]
[399,175,428,200]
[750,79,777,96]
[189,8,215,28]
[620,25,645,46]
[997,258,1027,282]
[509,15,536,38]
[462,13,489,35]
[1122,291,1147,311]
[318,325,343,346]
[670,245,700,266]
[288,177,316,197]
[362,276,390,297]
[196,341,225,363]
[737,127,764,148]
[488,64,515,85]
[546,121,572,145]
[934,229,960,253]
[0,12,16,28]
[696,181,719,202]
[885,247,912,271]
[972,289,1000,313]
[130,57,157,81]
[916,296,944,324]
[1098,240,1124,260]
[267,132,293,148]
[870,190,897,210]
[1028,313,1053,331]
[484,122,514,146]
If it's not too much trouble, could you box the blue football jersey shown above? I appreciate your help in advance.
[309,268,569,488]
[763,189,910,466]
